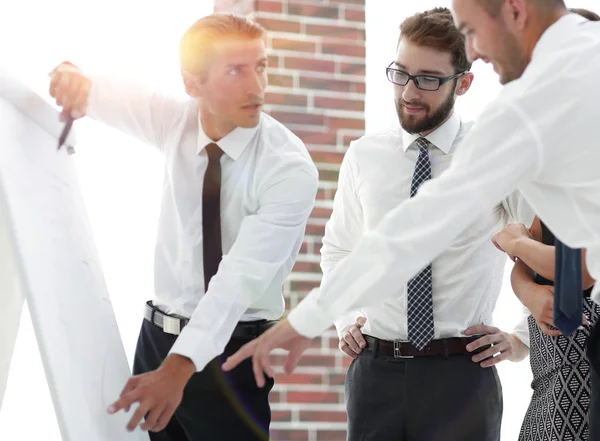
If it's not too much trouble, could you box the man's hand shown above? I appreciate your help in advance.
[48,61,91,121]
[492,222,533,260]
[464,325,524,367]
[107,354,195,433]
[521,284,589,336]
[339,317,367,359]
[221,318,313,387]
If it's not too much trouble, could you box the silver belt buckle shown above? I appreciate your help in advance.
[162,316,182,335]
[393,341,414,359]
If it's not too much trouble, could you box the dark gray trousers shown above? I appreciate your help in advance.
[345,350,503,441]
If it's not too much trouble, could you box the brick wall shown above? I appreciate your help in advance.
[213,1,366,440]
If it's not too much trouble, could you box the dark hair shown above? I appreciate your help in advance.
[570,8,600,21]
[399,7,472,73]
[179,13,266,74]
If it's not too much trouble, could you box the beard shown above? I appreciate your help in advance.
[396,88,456,135]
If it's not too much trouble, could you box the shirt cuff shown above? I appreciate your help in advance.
[168,327,218,372]
[287,288,334,338]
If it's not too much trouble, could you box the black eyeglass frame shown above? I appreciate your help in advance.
[386,62,469,91]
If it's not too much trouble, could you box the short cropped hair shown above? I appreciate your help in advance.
[399,7,472,73]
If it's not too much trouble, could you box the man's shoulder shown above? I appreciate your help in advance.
[347,125,403,156]
[258,113,317,175]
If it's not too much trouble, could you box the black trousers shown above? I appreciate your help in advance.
[589,320,600,441]
[345,350,503,441]
[133,320,274,441]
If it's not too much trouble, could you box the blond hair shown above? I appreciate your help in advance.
[179,13,266,74]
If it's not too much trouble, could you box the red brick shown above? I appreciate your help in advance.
[315,96,364,112]
[274,372,324,384]
[285,56,336,74]
[256,0,283,13]
[330,0,365,4]
[293,261,322,273]
[287,390,340,403]
[299,241,309,253]
[305,223,326,237]
[311,206,334,218]
[352,81,366,94]
[289,279,322,293]
[342,356,353,368]
[272,410,293,422]
[288,3,340,19]
[269,390,282,401]
[257,17,302,33]
[340,61,366,75]
[328,116,365,130]
[272,37,317,53]
[322,42,366,58]
[343,133,361,146]
[306,24,365,41]
[293,130,338,146]
[327,372,347,386]
[310,150,344,164]
[345,7,366,22]
[317,430,348,441]
[300,410,347,422]
[266,92,307,107]
[270,111,326,126]
[271,353,334,367]
[268,54,280,68]
[299,75,353,93]
[317,168,340,182]
[268,73,294,88]
[316,188,329,201]
[271,429,310,441]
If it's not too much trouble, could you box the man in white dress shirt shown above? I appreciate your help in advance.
[326,8,530,441]
[49,13,318,441]
[223,0,600,433]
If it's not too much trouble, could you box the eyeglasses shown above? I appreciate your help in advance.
[386,62,468,91]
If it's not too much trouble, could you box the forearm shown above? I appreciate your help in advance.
[512,237,555,281]
[511,259,538,307]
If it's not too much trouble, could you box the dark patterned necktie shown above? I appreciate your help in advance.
[406,137,435,349]
[554,239,583,335]
[202,143,224,292]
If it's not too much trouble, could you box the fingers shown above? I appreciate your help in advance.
[464,324,500,337]
[472,341,507,364]
[140,405,166,432]
[355,317,367,328]
[150,405,176,433]
[48,62,89,120]
[283,339,311,375]
[583,314,590,326]
[539,323,561,337]
[252,352,267,388]
[480,352,507,368]
[339,341,359,359]
[343,330,362,354]
[222,340,257,372]
[127,399,149,432]
[350,326,366,349]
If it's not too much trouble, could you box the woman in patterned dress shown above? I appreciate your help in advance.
[494,214,598,441]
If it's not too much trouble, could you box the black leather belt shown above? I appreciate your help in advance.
[144,301,278,337]
[364,334,490,358]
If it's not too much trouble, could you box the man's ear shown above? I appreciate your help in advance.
[455,71,474,96]
[181,70,206,99]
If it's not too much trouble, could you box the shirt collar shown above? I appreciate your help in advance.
[531,12,587,61]
[197,114,261,160]
[401,111,461,154]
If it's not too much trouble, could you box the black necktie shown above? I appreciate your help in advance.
[202,143,224,292]
[553,238,583,335]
